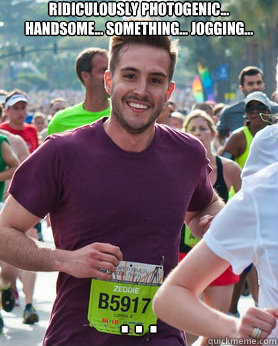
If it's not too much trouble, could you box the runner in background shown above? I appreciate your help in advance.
[0,133,20,333]
[48,48,110,134]
[0,90,40,325]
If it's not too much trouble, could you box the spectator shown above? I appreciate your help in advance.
[168,111,185,130]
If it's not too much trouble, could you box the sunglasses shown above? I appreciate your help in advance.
[245,104,269,113]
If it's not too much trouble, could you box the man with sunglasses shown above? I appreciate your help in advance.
[217,66,278,140]
[221,91,272,167]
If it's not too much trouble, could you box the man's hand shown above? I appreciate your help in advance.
[186,191,224,239]
[236,307,277,341]
[198,215,214,235]
[59,242,123,280]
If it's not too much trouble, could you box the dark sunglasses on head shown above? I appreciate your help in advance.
[245,104,269,113]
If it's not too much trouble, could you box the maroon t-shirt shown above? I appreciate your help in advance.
[10,118,213,346]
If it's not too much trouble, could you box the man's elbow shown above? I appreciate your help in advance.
[153,289,168,322]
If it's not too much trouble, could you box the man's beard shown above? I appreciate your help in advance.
[111,96,164,134]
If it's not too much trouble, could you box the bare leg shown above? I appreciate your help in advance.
[200,284,234,346]
[22,228,38,305]
[0,261,18,288]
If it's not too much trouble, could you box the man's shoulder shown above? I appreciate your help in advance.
[246,162,278,185]
[157,124,206,152]
[24,123,37,131]
[49,119,100,145]
[0,122,10,130]
[222,100,244,115]
[230,126,246,140]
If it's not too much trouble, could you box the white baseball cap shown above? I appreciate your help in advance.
[5,94,27,109]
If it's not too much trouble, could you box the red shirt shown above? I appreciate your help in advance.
[0,122,38,153]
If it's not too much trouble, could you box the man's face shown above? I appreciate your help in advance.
[34,117,45,132]
[87,53,108,93]
[105,44,174,134]
[240,74,265,96]
[245,100,270,126]
[6,101,27,127]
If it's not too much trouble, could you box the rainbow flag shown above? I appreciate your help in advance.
[197,63,216,102]
[192,74,205,102]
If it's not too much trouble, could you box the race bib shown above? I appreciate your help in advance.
[87,261,163,336]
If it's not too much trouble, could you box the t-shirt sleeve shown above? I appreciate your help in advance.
[48,112,64,135]
[0,134,9,145]
[9,136,64,218]
[203,187,257,274]
[187,144,213,212]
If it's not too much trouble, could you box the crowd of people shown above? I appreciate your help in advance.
[0,29,277,346]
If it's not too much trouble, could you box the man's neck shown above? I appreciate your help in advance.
[103,116,155,153]
[248,123,267,137]
[83,90,109,113]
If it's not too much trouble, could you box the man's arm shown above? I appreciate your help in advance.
[221,131,244,159]
[0,141,20,182]
[185,191,224,239]
[0,195,123,279]
[14,134,30,161]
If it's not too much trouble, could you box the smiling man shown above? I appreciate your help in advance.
[0,34,223,346]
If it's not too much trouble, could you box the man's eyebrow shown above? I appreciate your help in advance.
[120,67,167,78]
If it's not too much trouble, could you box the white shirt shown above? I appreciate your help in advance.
[242,124,278,178]
[204,163,278,338]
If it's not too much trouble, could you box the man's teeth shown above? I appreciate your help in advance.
[129,102,148,109]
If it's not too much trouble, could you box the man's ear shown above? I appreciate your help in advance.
[81,71,89,84]
[166,82,175,101]
[104,70,112,95]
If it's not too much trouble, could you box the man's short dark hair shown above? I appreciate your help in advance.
[239,66,264,86]
[5,88,27,104]
[75,48,108,85]
[109,22,178,81]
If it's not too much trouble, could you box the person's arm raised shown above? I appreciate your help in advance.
[0,196,123,280]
